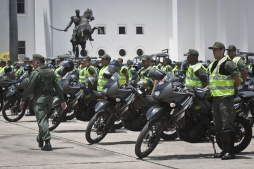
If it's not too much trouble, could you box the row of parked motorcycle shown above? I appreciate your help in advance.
[1,62,254,159]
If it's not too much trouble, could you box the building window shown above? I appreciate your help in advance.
[98,49,105,56]
[18,41,25,54]
[119,49,126,57]
[119,26,126,34]
[98,26,105,34]
[17,0,25,14]
[136,49,143,56]
[136,27,143,34]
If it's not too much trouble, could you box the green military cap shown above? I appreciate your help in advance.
[57,55,65,61]
[0,60,6,64]
[127,59,132,64]
[32,54,45,62]
[184,49,199,56]
[23,57,30,61]
[225,45,238,50]
[208,42,225,49]
[7,60,11,63]
[118,58,123,62]
[81,56,91,63]
[141,55,151,60]
[100,54,111,60]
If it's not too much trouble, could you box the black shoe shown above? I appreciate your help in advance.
[36,136,43,148]
[221,132,235,160]
[41,140,52,151]
[25,111,35,116]
[108,124,116,133]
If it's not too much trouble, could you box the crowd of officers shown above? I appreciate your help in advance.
[3,41,252,158]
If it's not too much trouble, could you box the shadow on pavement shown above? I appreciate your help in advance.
[52,130,86,133]
[30,147,74,151]
[98,141,137,145]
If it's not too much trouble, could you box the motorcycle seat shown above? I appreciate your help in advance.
[145,95,157,104]
[234,97,242,104]
[92,91,103,99]
[238,91,254,98]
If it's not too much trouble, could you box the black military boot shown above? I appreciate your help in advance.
[41,140,52,151]
[214,133,226,158]
[221,132,235,160]
[36,136,43,148]
[108,123,116,133]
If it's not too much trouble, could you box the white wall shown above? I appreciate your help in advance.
[51,0,170,62]
[0,0,9,55]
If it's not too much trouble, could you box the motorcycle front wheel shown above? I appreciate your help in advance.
[48,106,62,131]
[85,111,113,144]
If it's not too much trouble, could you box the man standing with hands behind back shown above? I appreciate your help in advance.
[20,54,67,151]
[208,42,241,160]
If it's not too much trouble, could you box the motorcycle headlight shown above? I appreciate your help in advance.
[154,91,161,97]
[102,88,108,95]
[249,85,254,89]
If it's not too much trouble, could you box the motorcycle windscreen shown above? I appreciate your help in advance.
[103,72,119,89]
[60,72,72,91]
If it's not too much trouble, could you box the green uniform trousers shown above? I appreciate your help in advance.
[212,95,235,134]
[34,94,53,141]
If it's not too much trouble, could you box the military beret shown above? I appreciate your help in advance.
[81,56,91,63]
[32,54,45,62]
[23,57,30,61]
[141,55,151,61]
[100,54,111,60]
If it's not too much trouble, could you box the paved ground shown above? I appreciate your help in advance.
[0,113,254,169]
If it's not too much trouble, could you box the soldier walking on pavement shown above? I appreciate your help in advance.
[20,54,67,151]
[208,42,241,160]
[184,49,208,89]
[226,45,248,90]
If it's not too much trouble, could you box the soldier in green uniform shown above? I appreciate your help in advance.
[79,56,97,83]
[155,59,162,69]
[184,49,208,89]
[161,58,172,73]
[23,57,30,65]
[117,58,129,84]
[138,55,158,94]
[97,54,111,91]
[226,45,247,87]
[208,42,241,160]
[92,60,100,72]
[171,61,179,77]
[76,59,82,71]
[7,60,14,71]
[20,54,67,151]
[127,59,133,81]
[54,55,65,81]
[0,60,7,74]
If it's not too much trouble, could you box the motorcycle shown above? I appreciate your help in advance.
[135,72,252,158]
[1,72,34,122]
[48,72,103,131]
[85,72,176,144]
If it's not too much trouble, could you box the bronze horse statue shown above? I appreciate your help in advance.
[50,9,100,57]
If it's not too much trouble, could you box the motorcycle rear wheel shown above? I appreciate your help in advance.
[48,106,62,131]
[216,116,252,153]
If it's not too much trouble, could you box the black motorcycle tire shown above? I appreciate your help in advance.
[85,111,113,144]
[0,99,4,111]
[114,121,123,129]
[48,106,62,131]
[66,110,76,120]
[135,118,162,158]
[2,97,27,122]
[216,116,252,153]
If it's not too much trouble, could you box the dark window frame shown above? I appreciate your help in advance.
[98,49,105,56]
[17,0,25,14]
[119,49,126,57]
[98,26,106,35]
[136,49,144,56]
[136,26,143,34]
[18,41,26,54]
[119,26,126,35]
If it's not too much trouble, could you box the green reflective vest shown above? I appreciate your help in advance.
[209,56,235,97]
[155,63,162,69]
[232,56,243,82]
[119,66,128,85]
[172,66,179,77]
[79,65,96,83]
[97,66,108,91]
[161,65,172,73]
[138,66,153,80]
[0,66,6,74]
[127,67,132,81]
[185,63,204,89]
[54,66,63,81]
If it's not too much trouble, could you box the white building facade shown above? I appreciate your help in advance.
[0,0,254,62]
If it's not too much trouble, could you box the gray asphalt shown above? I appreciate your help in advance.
[0,113,254,169]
